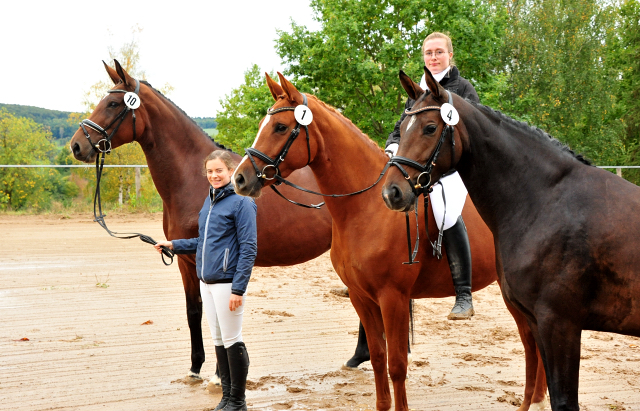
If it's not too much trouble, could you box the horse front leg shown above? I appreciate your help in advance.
[350,293,391,410]
[530,314,581,411]
[502,299,547,411]
[178,257,205,377]
[380,293,411,411]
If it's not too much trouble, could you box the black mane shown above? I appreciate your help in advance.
[140,80,235,154]
[474,103,592,166]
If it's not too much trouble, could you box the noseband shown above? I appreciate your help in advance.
[79,79,140,154]
[389,90,457,196]
[244,94,312,182]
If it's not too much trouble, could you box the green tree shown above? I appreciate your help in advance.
[276,0,506,145]
[497,0,625,165]
[215,64,278,154]
[0,110,57,210]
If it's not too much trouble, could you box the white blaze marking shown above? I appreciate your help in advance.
[406,115,416,131]
[233,114,271,181]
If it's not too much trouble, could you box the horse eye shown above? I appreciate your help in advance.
[108,101,119,108]
[424,124,437,135]
[275,124,288,133]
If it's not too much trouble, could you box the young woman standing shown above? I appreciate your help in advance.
[155,150,257,411]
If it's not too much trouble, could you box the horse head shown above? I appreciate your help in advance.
[382,67,468,212]
[234,73,318,198]
[70,60,146,163]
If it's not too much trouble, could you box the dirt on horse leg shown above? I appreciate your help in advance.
[351,295,391,410]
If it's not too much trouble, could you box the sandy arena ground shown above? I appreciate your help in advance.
[1,213,640,410]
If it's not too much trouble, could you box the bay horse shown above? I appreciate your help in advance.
[69,61,333,379]
[233,72,547,411]
[381,67,640,411]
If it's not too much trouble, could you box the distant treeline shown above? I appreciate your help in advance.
[0,103,217,140]
[0,103,78,140]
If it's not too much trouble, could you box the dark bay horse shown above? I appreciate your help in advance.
[381,67,640,411]
[233,72,547,411]
[69,61,333,379]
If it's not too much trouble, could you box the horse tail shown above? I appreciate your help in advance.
[410,298,414,346]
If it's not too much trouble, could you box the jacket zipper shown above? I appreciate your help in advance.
[201,196,216,281]
[223,248,230,272]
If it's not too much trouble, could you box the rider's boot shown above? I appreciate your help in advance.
[344,321,370,368]
[443,216,474,320]
[224,341,249,411]
[213,346,230,410]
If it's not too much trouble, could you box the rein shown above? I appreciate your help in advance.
[389,90,457,263]
[80,79,174,265]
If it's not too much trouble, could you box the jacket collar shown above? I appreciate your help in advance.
[209,183,235,202]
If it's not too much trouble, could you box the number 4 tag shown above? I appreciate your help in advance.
[440,103,459,126]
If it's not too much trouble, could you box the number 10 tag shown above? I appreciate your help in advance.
[124,92,141,109]
[440,103,459,126]
[294,104,313,126]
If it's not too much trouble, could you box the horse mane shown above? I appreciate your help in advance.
[474,103,592,166]
[306,94,386,156]
[140,80,234,153]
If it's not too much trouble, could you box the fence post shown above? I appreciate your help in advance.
[135,167,141,198]
[617,168,622,178]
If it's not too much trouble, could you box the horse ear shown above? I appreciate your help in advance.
[113,59,134,87]
[265,73,284,101]
[424,66,446,101]
[277,72,305,105]
[399,70,425,101]
[103,61,120,85]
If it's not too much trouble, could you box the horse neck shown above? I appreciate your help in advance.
[135,90,217,202]
[308,104,389,220]
[456,105,579,231]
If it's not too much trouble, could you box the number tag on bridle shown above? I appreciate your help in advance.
[440,103,459,126]
[294,104,313,126]
[124,92,141,109]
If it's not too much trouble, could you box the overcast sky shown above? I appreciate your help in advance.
[0,1,321,117]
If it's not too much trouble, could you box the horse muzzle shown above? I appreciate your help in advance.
[233,168,264,198]
[382,182,416,212]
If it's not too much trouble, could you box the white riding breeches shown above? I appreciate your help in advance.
[200,281,246,348]
[429,171,468,231]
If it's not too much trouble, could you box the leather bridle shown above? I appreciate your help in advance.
[78,78,174,265]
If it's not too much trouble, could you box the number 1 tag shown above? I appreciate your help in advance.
[440,103,459,125]
[124,92,141,109]
[294,104,313,126]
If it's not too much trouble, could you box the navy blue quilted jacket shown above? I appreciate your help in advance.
[172,183,257,295]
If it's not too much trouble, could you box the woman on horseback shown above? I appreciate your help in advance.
[386,32,479,320]
[155,150,257,411]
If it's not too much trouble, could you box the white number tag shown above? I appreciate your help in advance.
[440,103,459,125]
[124,92,141,109]
[294,104,313,126]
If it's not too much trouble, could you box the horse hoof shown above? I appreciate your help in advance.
[330,287,350,298]
[209,373,221,386]
[187,371,203,380]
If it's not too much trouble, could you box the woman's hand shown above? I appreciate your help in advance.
[229,294,243,311]
[154,240,173,254]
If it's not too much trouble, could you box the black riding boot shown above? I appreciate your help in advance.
[224,342,249,411]
[442,216,474,320]
[344,320,412,369]
[344,321,370,368]
[213,346,230,411]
